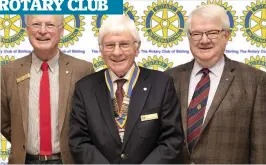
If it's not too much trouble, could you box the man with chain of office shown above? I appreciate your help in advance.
[68,15,184,164]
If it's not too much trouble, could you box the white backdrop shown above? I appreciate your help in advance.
[1,0,266,163]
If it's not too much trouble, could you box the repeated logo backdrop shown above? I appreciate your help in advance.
[1,0,266,163]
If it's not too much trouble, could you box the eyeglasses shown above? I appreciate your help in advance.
[101,41,138,52]
[189,29,225,41]
[27,22,63,32]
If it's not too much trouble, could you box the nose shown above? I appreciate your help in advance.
[39,25,48,34]
[112,44,122,55]
[200,33,210,44]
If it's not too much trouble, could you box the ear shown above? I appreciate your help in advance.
[99,44,102,53]
[25,27,29,35]
[138,41,141,49]
[99,45,105,58]
[136,48,139,54]
[225,30,230,41]
[60,27,64,38]
[135,49,139,57]
[25,23,30,35]
[135,41,141,55]
[222,30,229,45]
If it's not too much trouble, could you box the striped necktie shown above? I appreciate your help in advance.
[187,68,210,153]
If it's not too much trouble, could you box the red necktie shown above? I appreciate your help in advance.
[115,79,127,111]
[187,68,210,153]
[40,62,52,155]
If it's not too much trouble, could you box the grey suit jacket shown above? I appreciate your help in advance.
[1,52,94,164]
[166,56,266,164]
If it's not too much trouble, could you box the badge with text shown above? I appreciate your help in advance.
[141,113,158,121]
[16,73,30,83]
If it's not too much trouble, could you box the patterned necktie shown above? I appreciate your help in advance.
[115,79,127,111]
[187,68,210,153]
[39,62,52,155]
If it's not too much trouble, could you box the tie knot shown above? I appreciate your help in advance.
[41,62,49,71]
[200,68,210,76]
[116,79,127,89]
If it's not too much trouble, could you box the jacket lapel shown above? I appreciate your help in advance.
[122,67,150,151]
[95,71,122,146]
[17,55,32,139]
[179,61,193,155]
[180,69,192,139]
[201,57,235,132]
[58,53,73,136]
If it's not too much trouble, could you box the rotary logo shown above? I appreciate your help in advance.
[0,15,26,48]
[141,0,187,48]
[91,2,140,37]
[92,56,107,72]
[138,56,173,71]
[0,55,15,65]
[0,136,10,162]
[245,55,266,71]
[201,0,238,41]
[240,0,266,48]
[59,15,85,48]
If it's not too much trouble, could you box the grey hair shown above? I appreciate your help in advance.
[98,15,140,44]
[24,15,64,25]
[185,4,230,35]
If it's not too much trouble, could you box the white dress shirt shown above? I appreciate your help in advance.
[27,52,60,155]
[108,64,135,95]
[188,56,225,122]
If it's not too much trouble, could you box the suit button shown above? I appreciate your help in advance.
[121,153,128,160]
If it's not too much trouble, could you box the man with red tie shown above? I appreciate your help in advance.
[68,15,184,164]
[1,15,94,164]
[166,4,266,164]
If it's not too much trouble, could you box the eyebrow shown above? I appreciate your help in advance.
[31,20,55,24]
[104,40,132,43]
[190,29,220,33]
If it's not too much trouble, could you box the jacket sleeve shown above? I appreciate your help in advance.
[69,82,109,164]
[1,66,11,142]
[250,71,266,163]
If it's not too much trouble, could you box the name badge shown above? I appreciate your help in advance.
[16,73,30,83]
[141,113,158,121]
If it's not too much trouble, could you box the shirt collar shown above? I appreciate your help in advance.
[192,55,225,77]
[32,51,60,73]
[108,64,135,83]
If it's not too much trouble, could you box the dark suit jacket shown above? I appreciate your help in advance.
[166,56,266,164]
[69,67,184,164]
[1,53,94,164]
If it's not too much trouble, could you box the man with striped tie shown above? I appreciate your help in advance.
[166,4,266,164]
